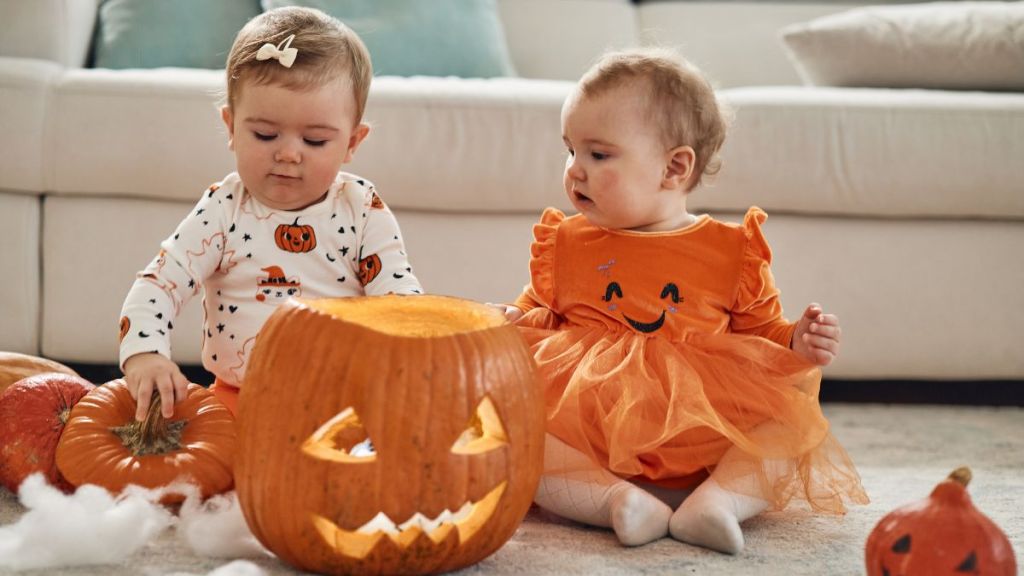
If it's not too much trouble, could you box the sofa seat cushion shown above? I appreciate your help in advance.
[703,86,1024,220]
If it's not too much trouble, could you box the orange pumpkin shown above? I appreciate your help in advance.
[0,373,95,493]
[0,352,79,396]
[236,295,544,575]
[55,380,236,503]
[866,467,1017,576]
[275,218,317,253]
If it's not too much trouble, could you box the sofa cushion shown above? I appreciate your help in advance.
[780,1,1024,91]
[702,86,1024,219]
[49,70,577,214]
[263,0,516,78]
[91,0,263,69]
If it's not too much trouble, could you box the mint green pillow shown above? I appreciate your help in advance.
[261,0,516,78]
[92,0,263,69]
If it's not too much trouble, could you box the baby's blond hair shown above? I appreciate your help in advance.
[579,48,730,190]
[225,6,372,123]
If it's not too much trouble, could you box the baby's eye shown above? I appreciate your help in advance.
[566,148,575,157]
[591,151,608,161]
[304,139,327,147]
[254,132,276,141]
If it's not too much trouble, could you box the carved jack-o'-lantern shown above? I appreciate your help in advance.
[866,467,1017,576]
[275,218,317,253]
[236,295,544,575]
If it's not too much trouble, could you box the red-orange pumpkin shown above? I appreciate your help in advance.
[55,380,236,503]
[236,295,544,575]
[866,467,1017,576]
[275,218,317,253]
[0,352,80,396]
[0,373,95,493]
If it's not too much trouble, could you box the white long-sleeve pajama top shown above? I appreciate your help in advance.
[118,171,422,386]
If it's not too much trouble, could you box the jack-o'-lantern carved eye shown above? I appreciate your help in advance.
[301,407,376,463]
[452,396,507,454]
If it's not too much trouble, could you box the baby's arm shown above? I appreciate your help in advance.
[791,303,841,366]
[354,189,423,295]
[122,353,189,421]
[119,183,231,420]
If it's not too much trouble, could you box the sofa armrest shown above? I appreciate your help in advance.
[0,0,98,67]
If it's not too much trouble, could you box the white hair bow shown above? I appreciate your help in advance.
[256,34,298,68]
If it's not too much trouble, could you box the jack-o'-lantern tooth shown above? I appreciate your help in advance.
[358,511,398,535]
[451,501,473,523]
[301,407,376,462]
[313,514,383,560]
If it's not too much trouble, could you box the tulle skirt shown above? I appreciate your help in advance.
[518,308,869,514]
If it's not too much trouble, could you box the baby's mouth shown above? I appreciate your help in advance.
[574,190,592,204]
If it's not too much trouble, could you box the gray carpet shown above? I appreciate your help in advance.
[2,403,1022,575]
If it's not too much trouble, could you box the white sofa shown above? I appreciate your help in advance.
[1,0,1022,382]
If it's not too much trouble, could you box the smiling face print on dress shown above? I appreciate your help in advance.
[600,277,683,333]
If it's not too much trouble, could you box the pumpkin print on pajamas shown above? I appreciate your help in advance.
[275,218,317,253]
[358,254,382,286]
[119,316,131,342]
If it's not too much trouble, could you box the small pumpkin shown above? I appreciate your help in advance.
[55,379,236,503]
[866,467,1017,576]
[275,217,317,253]
[0,372,95,493]
[236,295,544,575]
[0,352,79,396]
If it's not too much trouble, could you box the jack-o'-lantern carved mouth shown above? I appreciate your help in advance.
[300,396,509,557]
[311,481,507,558]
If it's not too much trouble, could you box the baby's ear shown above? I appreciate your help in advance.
[664,145,696,190]
[343,123,371,163]
[220,105,235,150]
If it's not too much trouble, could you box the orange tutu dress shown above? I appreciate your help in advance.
[514,207,868,514]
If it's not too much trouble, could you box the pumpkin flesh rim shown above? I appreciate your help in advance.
[300,295,505,338]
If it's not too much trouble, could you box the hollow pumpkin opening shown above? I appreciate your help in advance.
[304,295,505,337]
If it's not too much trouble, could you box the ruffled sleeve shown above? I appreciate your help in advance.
[729,207,796,348]
[512,207,564,313]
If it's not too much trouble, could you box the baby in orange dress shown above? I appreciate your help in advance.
[501,48,868,554]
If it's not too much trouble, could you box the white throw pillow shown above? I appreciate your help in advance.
[780,1,1024,90]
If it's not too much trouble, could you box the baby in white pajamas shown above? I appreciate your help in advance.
[119,7,422,419]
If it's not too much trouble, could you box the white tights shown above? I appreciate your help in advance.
[534,430,788,553]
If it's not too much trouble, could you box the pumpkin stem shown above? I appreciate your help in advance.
[111,391,187,456]
[948,466,972,487]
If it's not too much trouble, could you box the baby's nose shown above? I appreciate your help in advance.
[275,144,301,163]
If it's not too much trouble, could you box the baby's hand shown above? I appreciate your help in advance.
[487,303,524,323]
[122,352,189,421]
[791,303,841,366]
